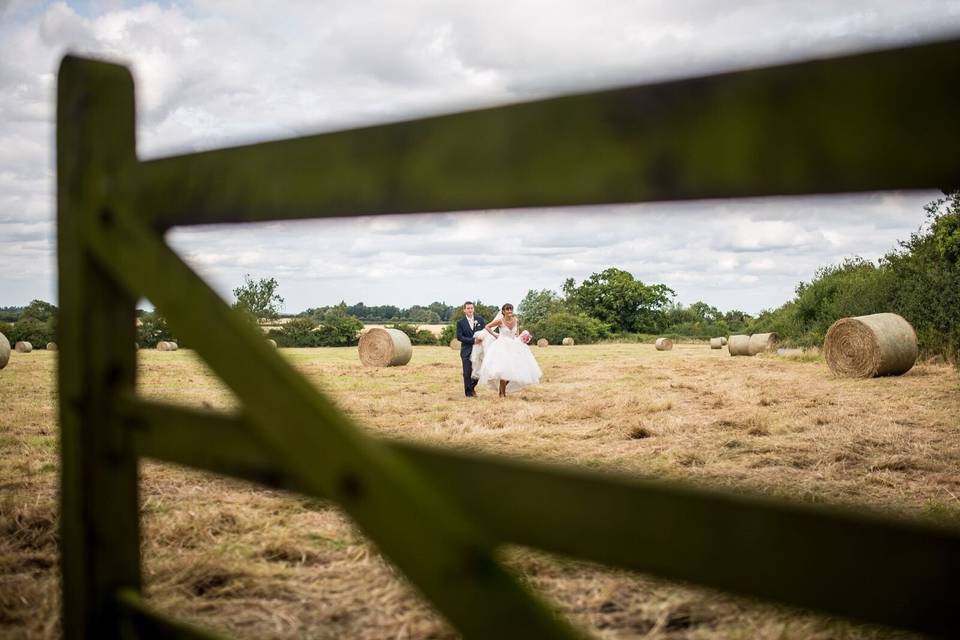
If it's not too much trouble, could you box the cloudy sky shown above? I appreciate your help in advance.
[3,1,960,314]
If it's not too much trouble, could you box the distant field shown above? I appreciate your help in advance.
[1,344,958,639]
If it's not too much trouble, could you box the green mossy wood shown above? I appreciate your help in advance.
[57,38,960,640]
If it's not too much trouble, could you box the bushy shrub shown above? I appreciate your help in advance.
[315,308,364,347]
[272,317,322,347]
[137,312,175,348]
[525,312,610,345]
[390,323,438,346]
[7,317,55,346]
[439,323,455,345]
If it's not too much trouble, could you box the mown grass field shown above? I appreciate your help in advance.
[1,344,959,639]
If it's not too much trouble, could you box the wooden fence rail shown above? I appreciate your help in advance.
[57,38,960,639]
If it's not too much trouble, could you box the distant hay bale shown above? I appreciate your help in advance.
[748,332,779,355]
[562,337,575,346]
[358,327,412,367]
[824,313,917,378]
[449,338,459,350]
[0,332,9,369]
[15,341,33,353]
[46,342,58,351]
[156,341,174,351]
[537,338,549,347]
[720,336,728,346]
[168,342,178,351]
[710,337,724,349]
[267,339,277,348]
[654,337,673,351]
[728,335,751,356]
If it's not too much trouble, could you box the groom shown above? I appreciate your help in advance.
[456,301,485,397]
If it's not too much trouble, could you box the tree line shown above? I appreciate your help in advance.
[3,192,956,362]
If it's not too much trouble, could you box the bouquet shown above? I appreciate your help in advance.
[519,330,532,344]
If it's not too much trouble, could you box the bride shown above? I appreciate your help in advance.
[477,303,543,397]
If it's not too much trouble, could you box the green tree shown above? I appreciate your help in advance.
[21,299,57,322]
[136,311,175,348]
[525,312,610,345]
[232,275,284,322]
[314,305,364,346]
[518,288,564,325]
[564,267,674,333]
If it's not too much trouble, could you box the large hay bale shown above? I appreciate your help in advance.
[748,332,779,355]
[46,342,58,351]
[168,342,178,351]
[267,339,277,348]
[824,313,917,378]
[720,336,728,346]
[654,337,673,351]
[358,327,412,367]
[156,341,172,351]
[0,333,9,369]
[728,335,751,356]
[709,337,724,349]
[537,338,549,348]
[15,341,32,353]
[562,337,575,346]
[449,338,459,350]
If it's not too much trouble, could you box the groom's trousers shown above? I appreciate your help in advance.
[461,353,478,396]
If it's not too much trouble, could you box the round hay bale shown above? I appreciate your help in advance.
[824,313,917,378]
[267,339,277,348]
[46,342,58,351]
[537,338,549,348]
[720,336,728,346]
[562,337,575,346]
[654,337,673,351]
[0,332,9,370]
[156,341,171,351]
[728,335,751,356]
[748,332,779,355]
[358,327,412,367]
[168,342,178,351]
[15,341,33,353]
[709,337,724,349]
[449,338,459,350]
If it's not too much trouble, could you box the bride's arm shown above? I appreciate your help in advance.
[485,318,501,336]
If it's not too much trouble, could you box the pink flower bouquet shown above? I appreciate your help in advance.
[519,330,532,344]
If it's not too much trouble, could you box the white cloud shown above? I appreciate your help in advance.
[1,1,958,311]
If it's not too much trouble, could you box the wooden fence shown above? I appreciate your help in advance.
[57,38,960,639]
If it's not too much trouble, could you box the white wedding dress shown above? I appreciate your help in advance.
[477,320,542,394]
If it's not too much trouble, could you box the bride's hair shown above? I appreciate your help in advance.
[501,303,514,312]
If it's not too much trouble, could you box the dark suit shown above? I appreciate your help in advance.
[456,315,486,396]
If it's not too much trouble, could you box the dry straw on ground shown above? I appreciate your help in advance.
[824,313,918,378]
[710,337,724,349]
[655,337,673,351]
[748,332,780,355]
[14,341,32,353]
[728,335,751,356]
[562,337,575,346]
[2,344,959,639]
[0,332,9,369]
[358,327,412,367]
